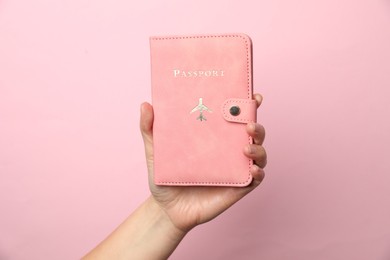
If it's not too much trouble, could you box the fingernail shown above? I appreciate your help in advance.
[249,123,256,132]
[247,145,255,154]
[251,164,259,172]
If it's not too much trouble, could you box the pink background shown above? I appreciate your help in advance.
[1,0,390,259]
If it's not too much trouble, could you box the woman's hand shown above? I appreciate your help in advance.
[82,94,266,260]
[140,93,267,233]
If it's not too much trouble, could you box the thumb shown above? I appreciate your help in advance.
[140,102,154,163]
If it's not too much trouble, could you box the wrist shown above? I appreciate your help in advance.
[145,196,188,244]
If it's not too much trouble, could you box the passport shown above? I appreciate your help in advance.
[150,33,256,186]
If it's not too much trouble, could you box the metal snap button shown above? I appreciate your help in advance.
[229,106,240,116]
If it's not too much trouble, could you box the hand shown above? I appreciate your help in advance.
[140,94,267,234]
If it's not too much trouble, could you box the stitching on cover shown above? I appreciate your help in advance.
[156,177,252,185]
[152,34,252,186]
[151,34,244,40]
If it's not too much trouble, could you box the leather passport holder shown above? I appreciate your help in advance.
[150,33,256,186]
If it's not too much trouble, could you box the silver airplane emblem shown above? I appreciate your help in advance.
[190,98,212,121]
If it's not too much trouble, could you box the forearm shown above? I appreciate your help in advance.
[82,196,187,260]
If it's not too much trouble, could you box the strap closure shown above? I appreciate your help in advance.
[221,98,257,123]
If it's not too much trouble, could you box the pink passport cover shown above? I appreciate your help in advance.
[150,34,256,186]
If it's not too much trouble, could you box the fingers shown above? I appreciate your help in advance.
[243,93,267,169]
[245,123,267,168]
[253,93,263,108]
[244,144,267,168]
[246,122,265,145]
[250,164,265,186]
[250,93,266,145]
[238,164,265,196]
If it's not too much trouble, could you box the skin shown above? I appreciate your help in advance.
[83,94,267,260]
